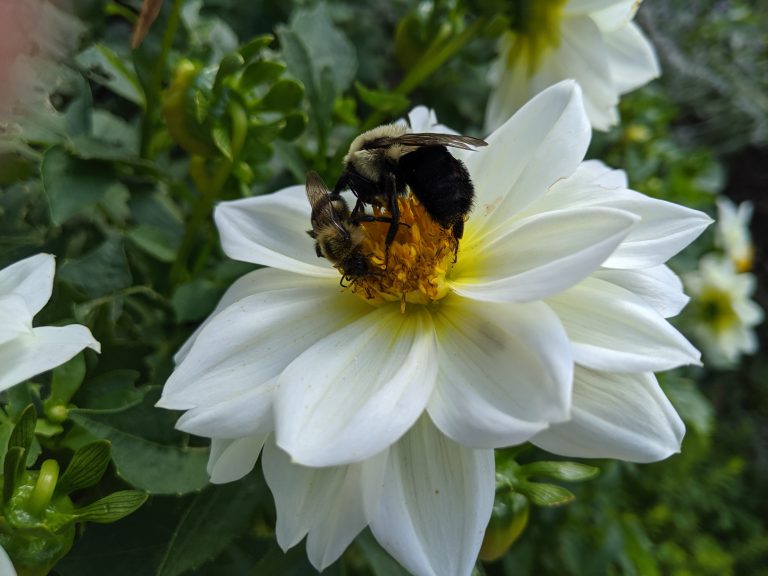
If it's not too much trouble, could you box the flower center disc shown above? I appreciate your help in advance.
[506,0,567,75]
[351,196,456,312]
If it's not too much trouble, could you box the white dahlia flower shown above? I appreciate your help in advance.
[715,197,755,273]
[485,0,660,132]
[0,253,100,392]
[159,81,710,575]
[684,255,763,368]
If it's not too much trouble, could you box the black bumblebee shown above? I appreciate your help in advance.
[334,123,488,247]
[305,171,371,286]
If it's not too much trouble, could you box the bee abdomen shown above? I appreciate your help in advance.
[399,146,475,228]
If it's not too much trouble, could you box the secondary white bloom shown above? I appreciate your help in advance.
[159,81,710,575]
[485,0,660,132]
[0,253,100,392]
[716,196,754,272]
[684,255,763,367]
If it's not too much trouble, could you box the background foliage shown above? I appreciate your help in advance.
[0,0,766,574]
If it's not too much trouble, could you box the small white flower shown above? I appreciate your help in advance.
[684,255,763,367]
[0,253,100,392]
[716,196,755,272]
[485,0,660,132]
[159,81,710,575]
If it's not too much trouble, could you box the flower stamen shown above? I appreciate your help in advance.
[351,196,457,310]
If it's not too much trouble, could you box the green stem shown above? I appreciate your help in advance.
[362,17,488,131]
[170,102,248,284]
[139,0,183,158]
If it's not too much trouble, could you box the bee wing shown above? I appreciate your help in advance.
[305,171,350,235]
[392,133,488,150]
[305,171,331,209]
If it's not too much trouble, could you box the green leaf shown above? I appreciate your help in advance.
[156,475,266,576]
[355,82,410,114]
[3,446,25,503]
[58,236,133,298]
[258,79,304,112]
[519,461,600,482]
[46,353,87,409]
[69,389,209,494]
[76,44,145,105]
[516,481,575,507]
[619,514,661,576]
[663,377,714,436]
[127,225,179,262]
[74,370,146,412]
[9,404,37,454]
[240,61,286,90]
[287,3,357,94]
[356,530,411,576]
[56,441,112,495]
[54,495,195,576]
[73,490,148,524]
[238,34,274,62]
[40,146,118,225]
[171,280,220,323]
[211,123,232,159]
[214,54,246,91]
[279,112,307,141]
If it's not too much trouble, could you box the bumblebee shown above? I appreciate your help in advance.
[334,124,487,247]
[305,170,373,286]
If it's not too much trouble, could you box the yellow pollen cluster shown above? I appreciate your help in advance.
[351,197,457,312]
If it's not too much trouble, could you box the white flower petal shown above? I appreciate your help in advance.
[532,368,685,462]
[533,172,713,268]
[548,277,700,372]
[0,545,16,576]
[276,306,437,467]
[453,207,639,303]
[428,298,572,448]
[370,416,495,576]
[0,294,32,345]
[262,440,388,570]
[605,22,660,94]
[159,273,370,411]
[207,434,269,484]
[0,325,100,392]
[0,253,54,316]
[214,186,337,277]
[589,0,641,31]
[173,268,335,365]
[565,0,633,18]
[594,265,689,318]
[555,16,618,131]
[469,80,591,240]
[175,382,275,438]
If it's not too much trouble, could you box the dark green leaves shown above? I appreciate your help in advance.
[73,491,149,524]
[69,389,209,495]
[56,441,112,495]
[41,146,119,225]
[155,477,266,576]
[58,236,133,298]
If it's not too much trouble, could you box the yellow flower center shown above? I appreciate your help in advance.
[351,196,457,312]
[505,0,568,76]
[699,288,739,333]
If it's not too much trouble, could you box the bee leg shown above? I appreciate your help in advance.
[384,175,400,248]
[350,198,367,221]
[450,220,464,263]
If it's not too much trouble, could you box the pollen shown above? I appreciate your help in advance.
[351,196,457,312]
